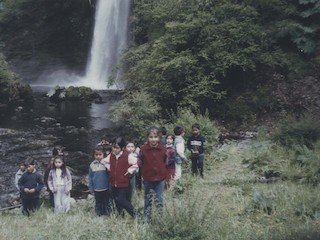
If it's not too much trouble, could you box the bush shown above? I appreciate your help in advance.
[246,190,274,215]
[47,86,100,102]
[272,115,320,148]
[291,142,320,185]
[147,196,214,240]
[109,89,161,140]
[241,140,286,179]
[165,108,220,148]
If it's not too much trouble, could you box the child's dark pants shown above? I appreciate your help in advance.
[112,187,135,217]
[191,154,204,177]
[22,197,40,216]
[94,190,111,216]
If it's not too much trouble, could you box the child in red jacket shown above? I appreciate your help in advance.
[104,137,138,218]
[139,127,167,220]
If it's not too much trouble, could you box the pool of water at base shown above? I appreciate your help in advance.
[0,86,118,131]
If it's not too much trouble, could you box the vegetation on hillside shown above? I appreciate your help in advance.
[121,0,320,124]
[0,53,32,104]
[0,0,93,78]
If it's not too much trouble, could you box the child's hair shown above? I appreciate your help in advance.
[174,125,184,136]
[112,137,126,149]
[52,156,67,177]
[94,145,106,157]
[25,157,36,166]
[146,126,160,138]
[103,145,112,155]
[159,126,167,136]
[52,146,65,156]
[166,134,175,142]
[126,140,135,146]
[133,138,140,147]
[192,123,201,130]
[100,134,112,144]
[18,161,27,167]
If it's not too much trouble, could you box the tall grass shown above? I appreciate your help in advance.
[1,129,320,239]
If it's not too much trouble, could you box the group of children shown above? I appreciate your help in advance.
[14,123,205,220]
[15,148,71,216]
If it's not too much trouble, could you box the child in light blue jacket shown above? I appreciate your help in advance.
[89,145,110,216]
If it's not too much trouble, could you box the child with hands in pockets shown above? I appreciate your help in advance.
[48,156,72,213]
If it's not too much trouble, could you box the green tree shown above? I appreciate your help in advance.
[0,0,93,68]
[124,0,287,113]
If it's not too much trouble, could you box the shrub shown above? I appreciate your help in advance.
[109,89,161,140]
[147,196,214,240]
[272,115,320,148]
[291,142,320,185]
[246,190,274,215]
[241,140,286,179]
[165,108,220,148]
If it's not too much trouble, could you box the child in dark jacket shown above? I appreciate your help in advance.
[187,123,206,177]
[89,145,110,216]
[18,157,44,216]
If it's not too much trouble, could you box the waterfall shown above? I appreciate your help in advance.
[80,0,131,89]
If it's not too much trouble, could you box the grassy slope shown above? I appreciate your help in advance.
[1,141,320,240]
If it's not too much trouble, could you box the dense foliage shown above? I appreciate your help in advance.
[0,0,93,78]
[122,0,320,124]
[0,53,32,104]
[0,0,319,125]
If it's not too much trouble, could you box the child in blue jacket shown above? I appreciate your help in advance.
[89,145,110,216]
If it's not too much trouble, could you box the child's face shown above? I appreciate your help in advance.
[19,164,26,171]
[125,143,135,153]
[192,127,200,136]
[94,150,104,160]
[101,139,109,145]
[148,132,160,147]
[166,136,174,145]
[112,144,122,155]
[54,158,64,168]
[26,164,35,173]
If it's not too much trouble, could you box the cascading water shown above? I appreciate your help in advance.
[80,0,131,89]
[34,0,131,90]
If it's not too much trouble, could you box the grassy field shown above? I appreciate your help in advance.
[1,140,320,240]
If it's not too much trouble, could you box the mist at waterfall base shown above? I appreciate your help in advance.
[32,0,130,90]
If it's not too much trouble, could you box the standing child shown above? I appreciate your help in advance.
[159,126,167,146]
[15,161,26,207]
[133,138,142,191]
[165,134,176,189]
[47,156,72,213]
[15,161,26,191]
[125,140,139,202]
[187,123,206,177]
[18,157,44,216]
[104,137,138,218]
[139,127,167,219]
[44,146,65,209]
[173,126,186,181]
[89,145,110,216]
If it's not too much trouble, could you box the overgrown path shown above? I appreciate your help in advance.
[185,139,257,219]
